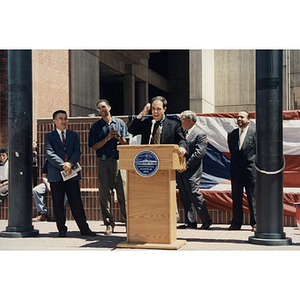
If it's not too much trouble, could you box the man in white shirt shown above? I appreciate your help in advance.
[0,148,8,207]
[227,110,256,231]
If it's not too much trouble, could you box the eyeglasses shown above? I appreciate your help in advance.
[56,117,68,122]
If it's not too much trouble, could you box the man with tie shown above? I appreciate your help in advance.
[227,110,256,231]
[45,110,95,237]
[176,110,212,230]
[128,96,187,155]
[128,96,187,223]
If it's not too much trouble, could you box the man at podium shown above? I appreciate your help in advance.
[128,96,187,156]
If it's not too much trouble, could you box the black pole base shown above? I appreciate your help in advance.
[1,225,39,238]
[249,235,292,246]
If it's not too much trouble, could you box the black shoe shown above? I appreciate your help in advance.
[58,230,67,237]
[200,220,212,230]
[228,224,241,230]
[177,223,197,229]
[81,229,96,236]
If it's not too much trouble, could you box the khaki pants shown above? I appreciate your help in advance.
[97,157,126,227]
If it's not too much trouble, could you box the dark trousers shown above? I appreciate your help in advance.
[50,180,89,233]
[177,172,211,225]
[231,177,256,226]
[32,166,37,188]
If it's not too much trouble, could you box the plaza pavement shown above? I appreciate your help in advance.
[0,219,299,251]
[1,219,298,300]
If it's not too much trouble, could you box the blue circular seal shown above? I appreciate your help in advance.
[133,150,159,177]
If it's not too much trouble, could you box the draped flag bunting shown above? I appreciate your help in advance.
[196,110,300,216]
[130,111,300,218]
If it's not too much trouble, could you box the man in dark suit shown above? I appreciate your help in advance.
[128,96,187,222]
[176,110,212,230]
[45,110,95,237]
[128,96,187,155]
[228,110,256,231]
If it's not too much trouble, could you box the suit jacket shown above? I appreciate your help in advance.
[227,125,256,180]
[45,129,81,182]
[128,116,187,149]
[183,125,207,183]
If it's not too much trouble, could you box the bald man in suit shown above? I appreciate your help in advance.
[227,110,256,231]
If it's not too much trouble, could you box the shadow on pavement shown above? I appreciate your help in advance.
[184,237,249,245]
[80,235,126,250]
[37,230,126,250]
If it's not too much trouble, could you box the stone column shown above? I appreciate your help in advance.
[1,50,39,237]
[124,64,135,115]
[189,50,215,113]
[249,50,291,246]
[137,81,148,113]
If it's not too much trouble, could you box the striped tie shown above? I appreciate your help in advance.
[61,131,68,161]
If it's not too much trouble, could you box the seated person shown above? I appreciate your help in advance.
[32,159,67,221]
[0,148,8,207]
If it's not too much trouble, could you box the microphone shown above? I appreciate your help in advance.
[148,119,156,145]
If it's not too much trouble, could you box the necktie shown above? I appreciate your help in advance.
[61,131,68,161]
[239,129,245,150]
[153,121,161,144]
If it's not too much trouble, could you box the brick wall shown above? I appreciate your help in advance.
[34,116,128,223]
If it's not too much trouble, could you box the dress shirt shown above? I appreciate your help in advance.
[185,124,196,139]
[56,129,66,143]
[0,159,8,181]
[239,125,249,149]
[88,117,130,158]
[157,115,165,134]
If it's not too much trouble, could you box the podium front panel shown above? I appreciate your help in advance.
[126,169,177,244]
[118,145,183,245]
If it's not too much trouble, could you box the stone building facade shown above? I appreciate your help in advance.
[1,49,300,146]
[1,49,300,147]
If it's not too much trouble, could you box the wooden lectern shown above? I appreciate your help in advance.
[117,144,186,250]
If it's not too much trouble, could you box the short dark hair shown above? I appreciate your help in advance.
[53,110,67,119]
[96,99,110,107]
[0,148,8,154]
[150,96,167,108]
